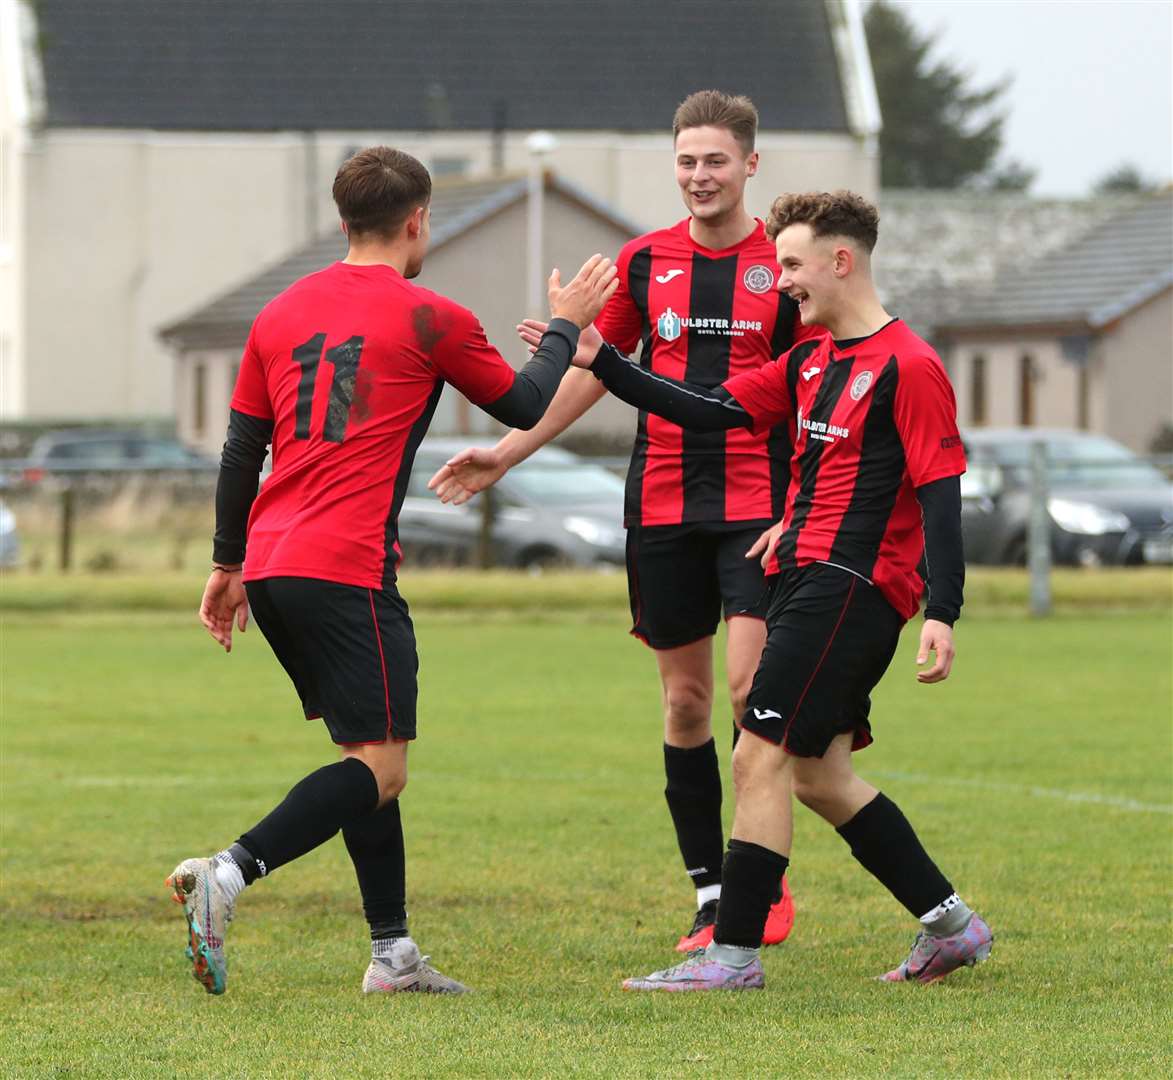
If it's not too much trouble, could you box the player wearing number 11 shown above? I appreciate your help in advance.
[165,146,617,996]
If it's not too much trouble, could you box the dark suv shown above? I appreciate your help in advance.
[961,429,1173,566]
[25,430,217,478]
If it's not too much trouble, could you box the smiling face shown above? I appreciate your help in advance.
[674,125,758,228]
[775,223,853,328]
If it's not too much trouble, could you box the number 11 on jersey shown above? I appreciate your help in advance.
[291,333,366,444]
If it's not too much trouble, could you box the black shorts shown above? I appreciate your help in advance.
[626,521,774,650]
[245,577,418,745]
[740,563,905,757]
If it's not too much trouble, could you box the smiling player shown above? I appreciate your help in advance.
[548,189,992,990]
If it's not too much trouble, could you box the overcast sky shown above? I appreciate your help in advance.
[892,0,1173,196]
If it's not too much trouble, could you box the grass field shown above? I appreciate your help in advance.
[2,572,1171,1077]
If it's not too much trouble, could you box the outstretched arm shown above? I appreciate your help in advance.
[586,342,753,433]
[429,368,605,505]
[428,257,617,504]
[455,255,617,433]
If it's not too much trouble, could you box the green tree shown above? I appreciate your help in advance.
[1093,163,1154,194]
[865,0,1033,190]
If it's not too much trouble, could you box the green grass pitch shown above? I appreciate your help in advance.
[1,576,1170,1077]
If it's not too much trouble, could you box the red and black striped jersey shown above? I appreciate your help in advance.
[724,319,966,620]
[230,262,517,590]
[595,218,820,527]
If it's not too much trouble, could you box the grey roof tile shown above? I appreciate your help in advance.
[936,193,1173,332]
[34,0,848,134]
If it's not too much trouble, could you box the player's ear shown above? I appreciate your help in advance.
[406,206,423,240]
[745,150,759,177]
[833,244,854,278]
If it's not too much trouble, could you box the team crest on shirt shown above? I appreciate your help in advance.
[743,264,775,294]
[850,370,874,401]
[657,307,682,342]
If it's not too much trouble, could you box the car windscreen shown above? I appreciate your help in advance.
[507,463,625,505]
[989,436,1167,489]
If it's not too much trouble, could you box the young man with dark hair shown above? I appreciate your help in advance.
[429,91,818,953]
[166,145,618,996]
[522,189,992,990]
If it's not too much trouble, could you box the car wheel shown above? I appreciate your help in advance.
[518,546,564,574]
[1002,535,1027,566]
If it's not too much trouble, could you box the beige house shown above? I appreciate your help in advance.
[0,0,879,428]
[161,173,643,457]
[935,193,1173,453]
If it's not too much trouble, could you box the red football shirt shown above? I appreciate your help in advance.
[724,319,966,620]
[230,262,517,589]
[595,218,822,527]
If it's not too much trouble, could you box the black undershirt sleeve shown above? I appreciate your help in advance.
[589,342,753,432]
[480,318,580,429]
[916,474,965,626]
[212,409,274,565]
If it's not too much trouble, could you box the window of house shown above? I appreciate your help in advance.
[432,156,469,178]
[193,362,207,436]
[969,354,987,425]
[1077,362,1090,430]
[1018,353,1035,427]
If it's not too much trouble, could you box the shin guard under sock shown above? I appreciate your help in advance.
[343,797,407,938]
[238,757,380,876]
[663,740,725,891]
[713,839,789,949]
[836,792,954,918]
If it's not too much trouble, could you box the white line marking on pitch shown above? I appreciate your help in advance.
[872,769,1173,815]
[23,772,1173,815]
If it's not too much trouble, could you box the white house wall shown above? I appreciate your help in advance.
[950,338,1084,431]
[1099,288,1173,452]
[23,131,323,421]
[0,0,30,420]
[948,296,1173,452]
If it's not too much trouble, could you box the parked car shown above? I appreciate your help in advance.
[24,429,218,478]
[397,439,626,569]
[0,499,19,568]
[961,429,1173,566]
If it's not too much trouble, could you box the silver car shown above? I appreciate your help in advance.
[397,440,626,570]
[0,499,18,568]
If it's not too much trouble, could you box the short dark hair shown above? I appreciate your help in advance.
[765,191,880,252]
[672,90,758,155]
[332,146,432,239]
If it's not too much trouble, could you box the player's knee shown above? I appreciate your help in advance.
[792,774,848,821]
[791,775,827,811]
[342,744,407,806]
[730,732,781,797]
[377,768,407,805]
[663,680,712,735]
[728,680,753,723]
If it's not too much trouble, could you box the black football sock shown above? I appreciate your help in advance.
[836,792,956,919]
[215,842,262,884]
[343,796,408,943]
[237,757,380,875]
[663,740,725,893]
[713,839,789,950]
